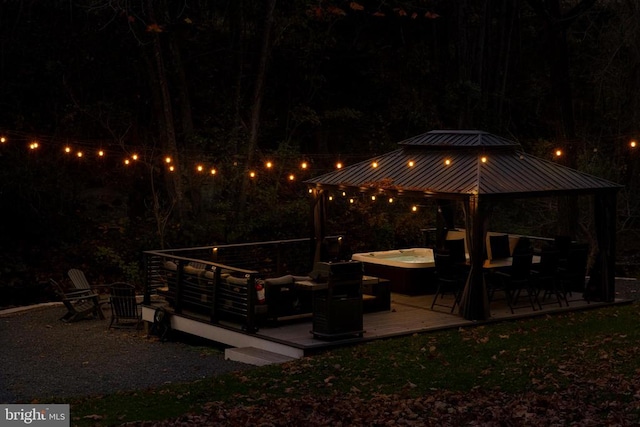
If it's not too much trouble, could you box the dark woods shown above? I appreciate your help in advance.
[0,0,639,301]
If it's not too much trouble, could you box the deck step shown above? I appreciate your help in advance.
[225,346,296,366]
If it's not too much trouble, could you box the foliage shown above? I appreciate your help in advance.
[67,302,640,426]
[1,0,640,295]
[93,246,142,286]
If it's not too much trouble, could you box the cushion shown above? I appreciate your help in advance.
[490,234,511,259]
[163,261,177,271]
[183,265,204,276]
[226,276,249,286]
[264,275,295,286]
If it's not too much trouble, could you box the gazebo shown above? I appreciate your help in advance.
[304,130,622,321]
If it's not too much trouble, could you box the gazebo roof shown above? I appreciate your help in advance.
[305,130,622,198]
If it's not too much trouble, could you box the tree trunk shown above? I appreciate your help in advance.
[236,0,277,223]
[526,0,596,238]
[147,0,185,222]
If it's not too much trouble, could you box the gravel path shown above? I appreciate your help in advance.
[0,304,252,403]
[1,279,636,404]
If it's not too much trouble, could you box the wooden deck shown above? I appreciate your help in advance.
[142,290,630,364]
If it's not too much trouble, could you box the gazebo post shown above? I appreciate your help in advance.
[587,191,618,302]
[459,195,490,321]
[310,188,327,266]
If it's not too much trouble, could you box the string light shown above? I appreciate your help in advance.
[408,160,414,167]
[349,198,354,203]
[388,197,394,203]
[631,140,637,148]
[249,171,256,178]
[29,142,39,150]
[265,161,273,169]
[300,161,308,169]
[336,162,343,169]
[288,174,295,181]
[411,205,418,212]
[0,136,6,143]
[328,195,333,201]
[165,156,172,164]
[210,168,217,175]
[76,151,83,158]
[124,159,130,165]
[131,154,138,161]
[168,165,175,172]
[480,156,487,163]
[98,150,105,157]
[371,161,378,168]
[196,164,204,172]
[371,195,376,201]
[444,159,451,165]
[555,149,563,157]
[64,146,72,153]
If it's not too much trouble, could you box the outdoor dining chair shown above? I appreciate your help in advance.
[108,282,142,329]
[488,251,538,314]
[558,244,589,303]
[489,234,511,259]
[430,252,467,313]
[531,249,567,308]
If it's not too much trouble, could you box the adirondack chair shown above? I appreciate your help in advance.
[68,268,111,292]
[108,282,142,329]
[50,278,104,322]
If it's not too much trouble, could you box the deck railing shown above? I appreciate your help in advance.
[142,236,344,332]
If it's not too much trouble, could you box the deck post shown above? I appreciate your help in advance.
[174,260,185,314]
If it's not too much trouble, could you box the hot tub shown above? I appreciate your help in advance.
[351,248,436,295]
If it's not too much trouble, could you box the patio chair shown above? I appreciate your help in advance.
[558,244,589,303]
[108,282,142,329]
[430,252,467,313]
[489,251,538,313]
[532,249,567,308]
[489,234,511,260]
[444,238,466,264]
[50,278,104,322]
[68,268,111,301]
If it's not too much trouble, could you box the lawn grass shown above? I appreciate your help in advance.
[67,302,640,426]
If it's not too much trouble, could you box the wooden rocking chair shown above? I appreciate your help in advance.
[108,282,142,329]
[50,278,104,322]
